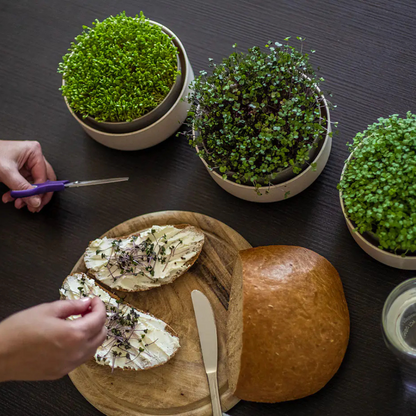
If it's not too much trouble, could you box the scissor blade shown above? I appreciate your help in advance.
[65,177,129,188]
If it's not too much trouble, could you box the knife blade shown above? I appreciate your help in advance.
[191,290,223,416]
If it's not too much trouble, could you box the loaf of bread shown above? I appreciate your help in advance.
[60,273,180,371]
[227,245,350,403]
[84,224,204,292]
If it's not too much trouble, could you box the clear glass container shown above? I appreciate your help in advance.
[382,278,416,365]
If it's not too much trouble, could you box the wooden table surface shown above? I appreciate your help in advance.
[0,0,415,415]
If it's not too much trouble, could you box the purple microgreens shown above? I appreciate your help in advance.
[95,230,195,289]
[145,338,158,347]
[163,240,183,272]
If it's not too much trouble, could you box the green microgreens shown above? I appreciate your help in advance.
[338,112,416,254]
[183,39,331,191]
[58,11,180,122]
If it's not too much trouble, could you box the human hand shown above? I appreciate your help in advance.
[0,140,57,212]
[0,297,107,381]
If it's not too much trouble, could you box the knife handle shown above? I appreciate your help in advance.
[207,371,222,416]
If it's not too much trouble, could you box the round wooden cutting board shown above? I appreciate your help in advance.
[68,211,251,416]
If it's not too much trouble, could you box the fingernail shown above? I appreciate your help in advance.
[80,297,91,302]
[30,197,41,208]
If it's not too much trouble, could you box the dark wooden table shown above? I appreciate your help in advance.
[0,0,415,415]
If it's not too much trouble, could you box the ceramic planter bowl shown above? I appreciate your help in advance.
[339,154,416,270]
[196,89,332,203]
[63,21,193,151]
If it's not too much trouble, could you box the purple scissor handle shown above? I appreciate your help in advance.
[10,180,70,199]
[9,177,129,199]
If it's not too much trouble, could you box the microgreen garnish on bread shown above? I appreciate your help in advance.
[60,273,180,372]
[84,225,204,292]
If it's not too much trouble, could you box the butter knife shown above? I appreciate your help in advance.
[191,290,222,416]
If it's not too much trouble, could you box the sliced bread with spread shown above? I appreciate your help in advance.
[84,224,204,292]
[60,273,180,371]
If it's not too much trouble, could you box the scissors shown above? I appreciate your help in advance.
[10,177,129,199]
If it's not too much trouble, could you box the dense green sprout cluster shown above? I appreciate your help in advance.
[58,12,179,122]
[339,112,416,254]
[186,38,329,188]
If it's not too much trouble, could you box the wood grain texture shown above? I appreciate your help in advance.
[0,0,416,415]
[68,211,251,415]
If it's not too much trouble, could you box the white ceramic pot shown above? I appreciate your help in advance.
[339,155,416,270]
[63,21,193,151]
[197,91,332,203]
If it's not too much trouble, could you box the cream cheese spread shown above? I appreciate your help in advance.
[60,273,180,371]
[84,225,204,291]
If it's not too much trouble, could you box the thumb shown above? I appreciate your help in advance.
[1,166,41,208]
[51,298,92,319]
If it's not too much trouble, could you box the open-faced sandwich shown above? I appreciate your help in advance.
[60,273,180,371]
[84,224,205,292]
